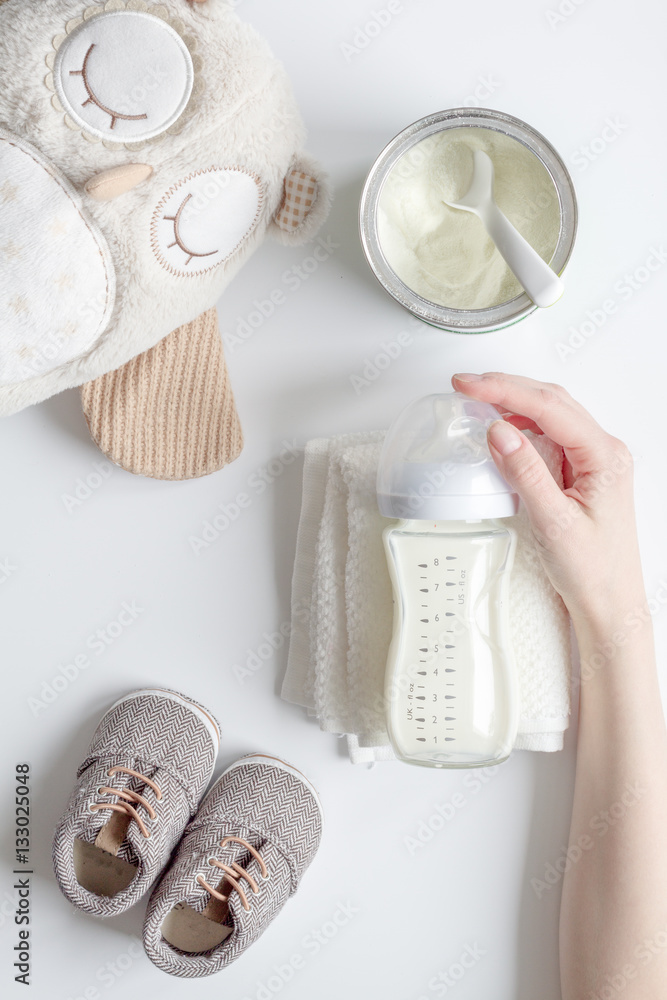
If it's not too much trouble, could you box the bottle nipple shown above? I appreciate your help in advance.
[407,396,488,465]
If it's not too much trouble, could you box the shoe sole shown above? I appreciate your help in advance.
[205,753,324,826]
[107,688,220,759]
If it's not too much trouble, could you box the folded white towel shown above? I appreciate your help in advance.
[282,431,572,764]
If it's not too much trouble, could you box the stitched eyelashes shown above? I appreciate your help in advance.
[164,194,218,267]
[151,168,263,278]
[70,44,148,131]
[50,9,196,144]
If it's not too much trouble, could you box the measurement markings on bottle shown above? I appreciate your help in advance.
[403,552,468,748]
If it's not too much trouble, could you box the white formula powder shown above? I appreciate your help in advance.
[377,127,561,310]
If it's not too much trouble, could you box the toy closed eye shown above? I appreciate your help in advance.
[70,44,148,131]
[164,194,219,266]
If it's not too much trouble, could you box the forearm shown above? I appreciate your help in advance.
[448,373,667,996]
[559,609,667,1000]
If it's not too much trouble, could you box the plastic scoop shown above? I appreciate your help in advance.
[442,149,564,309]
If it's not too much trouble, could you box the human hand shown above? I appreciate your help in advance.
[452,372,643,635]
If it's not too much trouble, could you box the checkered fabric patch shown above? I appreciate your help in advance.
[275,169,318,231]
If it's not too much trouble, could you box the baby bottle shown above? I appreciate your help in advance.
[377,392,520,769]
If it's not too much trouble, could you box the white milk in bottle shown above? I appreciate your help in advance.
[378,392,520,768]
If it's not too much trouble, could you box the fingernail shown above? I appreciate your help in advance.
[453,373,483,382]
[488,419,522,456]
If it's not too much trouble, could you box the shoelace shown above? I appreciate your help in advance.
[90,766,162,839]
[197,836,269,912]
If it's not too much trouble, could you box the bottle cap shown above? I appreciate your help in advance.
[377,391,519,520]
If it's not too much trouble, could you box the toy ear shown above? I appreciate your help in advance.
[270,154,332,246]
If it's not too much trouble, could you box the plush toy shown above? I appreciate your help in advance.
[0,0,330,479]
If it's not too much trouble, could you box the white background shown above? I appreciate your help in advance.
[3,1,667,998]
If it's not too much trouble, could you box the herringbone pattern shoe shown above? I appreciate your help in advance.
[53,688,220,918]
[143,754,323,978]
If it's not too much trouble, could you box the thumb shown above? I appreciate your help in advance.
[487,420,570,535]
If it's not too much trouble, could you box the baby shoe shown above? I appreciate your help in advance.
[53,688,220,918]
[143,754,323,978]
